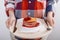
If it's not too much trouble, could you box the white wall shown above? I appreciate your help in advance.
[0,0,60,40]
[0,0,11,40]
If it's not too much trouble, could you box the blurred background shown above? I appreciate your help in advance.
[0,0,60,40]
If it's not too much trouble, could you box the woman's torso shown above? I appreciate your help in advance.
[15,0,46,19]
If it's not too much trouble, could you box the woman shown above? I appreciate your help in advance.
[5,0,55,40]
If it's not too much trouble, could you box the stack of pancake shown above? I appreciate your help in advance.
[23,16,39,28]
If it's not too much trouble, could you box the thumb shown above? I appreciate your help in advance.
[11,19,16,26]
[6,19,10,28]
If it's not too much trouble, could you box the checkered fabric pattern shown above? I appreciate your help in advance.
[4,0,54,40]
[5,0,46,19]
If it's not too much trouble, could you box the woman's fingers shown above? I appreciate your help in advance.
[6,17,16,29]
[6,19,10,28]
[46,17,54,27]
[9,17,16,26]
[11,19,16,26]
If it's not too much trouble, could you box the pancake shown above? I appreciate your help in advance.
[22,17,39,28]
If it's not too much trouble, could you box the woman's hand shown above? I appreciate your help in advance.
[6,16,16,28]
[46,11,55,27]
[6,9,16,28]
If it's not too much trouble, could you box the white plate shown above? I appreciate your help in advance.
[9,18,53,39]
[16,18,46,33]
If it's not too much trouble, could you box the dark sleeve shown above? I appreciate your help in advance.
[5,0,15,10]
[4,0,15,16]
[45,0,54,16]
